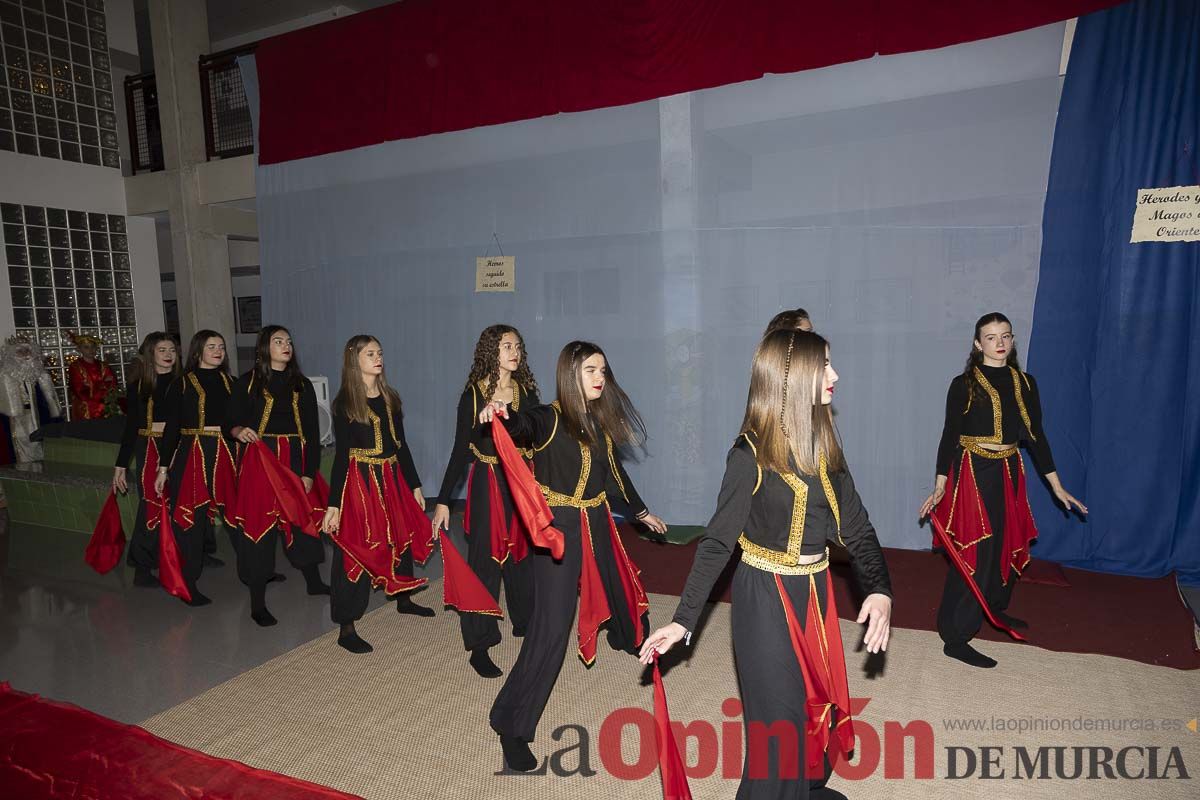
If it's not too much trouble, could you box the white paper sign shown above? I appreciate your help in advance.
[1130,185,1200,243]
[475,256,515,292]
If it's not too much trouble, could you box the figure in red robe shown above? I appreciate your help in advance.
[67,333,120,420]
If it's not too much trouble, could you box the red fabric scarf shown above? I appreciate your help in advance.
[775,573,854,774]
[232,439,320,544]
[439,530,503,616]
[157,500,191,603]
[652,654,693,800]
[490,417,564,559]
[84,490,125,574]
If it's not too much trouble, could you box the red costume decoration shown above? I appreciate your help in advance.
[68,356,119,420]
[85,491,126,575]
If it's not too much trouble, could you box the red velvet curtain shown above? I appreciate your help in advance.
[255,0,1123,165]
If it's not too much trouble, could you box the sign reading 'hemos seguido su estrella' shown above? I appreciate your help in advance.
[1130,186,1200,243]
[476,256,515,292]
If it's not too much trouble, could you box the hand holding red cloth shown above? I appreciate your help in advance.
[490,416,564,560]
[84,490,126,574]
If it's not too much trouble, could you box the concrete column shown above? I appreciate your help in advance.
[658,93,704,521]
[148,0,236,366]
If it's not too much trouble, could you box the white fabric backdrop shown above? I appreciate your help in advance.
[244,23,1065,549]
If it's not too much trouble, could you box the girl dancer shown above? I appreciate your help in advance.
[225,325,330,627]
[432,325,539,678]
[641,330,892,799]
[919,312,1086,668]
[155,330,237,605]
[321,335,435,654]
[113,332,180,587]
[482,340,667,772]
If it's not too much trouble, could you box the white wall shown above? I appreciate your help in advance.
[209,5,357,52]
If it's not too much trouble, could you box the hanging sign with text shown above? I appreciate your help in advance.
[476,256,516,292]
[1130,185,1200,243]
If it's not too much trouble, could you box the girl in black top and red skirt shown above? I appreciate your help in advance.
[481,340,668,773]
[920,312,1086,668]
[113,332,180,587]
[432,324,540,678]
[154,330,238,606]
[321,335,436,654]
[641,330,892,800]
[224,325,330,627]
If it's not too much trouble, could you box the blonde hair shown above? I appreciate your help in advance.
[332,335,403,425]
[740,330,844,475]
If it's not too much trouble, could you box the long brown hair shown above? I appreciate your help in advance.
[555,341,645,448]
[740,329,844,475]
[465,324,539,400]
[129,331,181,400]
[184,329,229,374]
[332,335,403,424]
[962,312,1022,402]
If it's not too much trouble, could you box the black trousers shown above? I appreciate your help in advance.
[235,526,325,585]
[125,446,158,571]
[490,506,646,742]
[732,564,835,800]
[461,463,534,651]
[329,546,415,625]
[937,451,1019,645]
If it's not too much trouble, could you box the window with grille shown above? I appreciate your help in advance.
[0,0,120,169]
[3,201,137,417]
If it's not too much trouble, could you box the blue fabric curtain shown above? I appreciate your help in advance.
[1028,0,1200,585]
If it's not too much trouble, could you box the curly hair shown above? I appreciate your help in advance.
[464,324,538,400]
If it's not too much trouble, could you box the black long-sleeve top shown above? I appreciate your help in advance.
[672,433,892,633]
[115,372,174,468]
[158,368,234,467]
[501,402,648,520]
[222,369,321,479]
[436,382,539,504]
[328,394,420,507]
[935,364,1055,477]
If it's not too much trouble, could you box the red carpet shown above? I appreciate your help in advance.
[622,528,1200,670]
[0,683,362,800]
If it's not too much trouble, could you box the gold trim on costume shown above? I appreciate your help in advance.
[961,366,1035,446]
[354,454,398,466]
[469,443,499,465]
[605,435,628,503]
[535,402,560,452]
[741,433,764,495]
[743,546,830,575]
[541,486,607,509]
[963,442,1018,459]
[736,454,839,569]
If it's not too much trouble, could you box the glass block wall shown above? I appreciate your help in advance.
[3,201,137,417]
[0,0,119,168]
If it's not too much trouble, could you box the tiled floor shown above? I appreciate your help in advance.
[0,509,446,723]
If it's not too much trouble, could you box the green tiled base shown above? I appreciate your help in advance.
[0,476,132,533]
[44,437,121,467]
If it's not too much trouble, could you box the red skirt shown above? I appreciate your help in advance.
[331,457,433,594]
[231,436,328,545]
[171,435,237,531]
[463,461,530,565]
[933,446,1037,583]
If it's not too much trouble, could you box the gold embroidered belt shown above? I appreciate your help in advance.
[540,484,607,509]
[469,443,499,466]
[262,432,303,439]
[471,442,532,464]
[740,540,830,576]
[961,441,1018,459]
[182,426,223,437]
[351,453,397,466]
[138,422,165,438]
